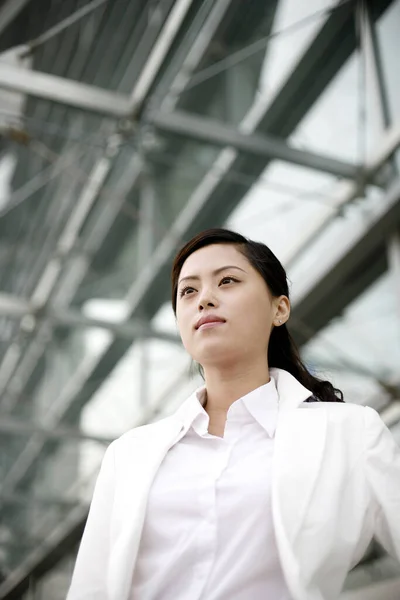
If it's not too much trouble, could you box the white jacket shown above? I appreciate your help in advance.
[67,369,400,600]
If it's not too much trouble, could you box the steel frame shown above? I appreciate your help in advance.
[291,177,400,344]
[152,109,360,178]
[0,291,180,342]
[0,63,130,117]
[0,0,31,37]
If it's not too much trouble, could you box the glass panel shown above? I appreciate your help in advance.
[80,335,192,437]
[259,0,333,98]
[0,433,35,579]
[175,3,276,125]
[8,322,111,422]
[302,271,400,406]
[289,4,399,166]
[79,300,202,438]
[69,137,221,304]
[286,183,385,292]
[289,53,362,163]
[226,159,337,260]
[149,137,221,230]
[0,482,75,573]
[0,432,32,488]
[376,0,400,123]
[2,436,105,574]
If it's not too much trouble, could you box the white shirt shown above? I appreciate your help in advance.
[130,376,292,599]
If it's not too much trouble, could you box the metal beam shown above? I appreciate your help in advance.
[0,292,180,344]
[157,0,235,112]
[0,63,131,117]
[0,293,29,319]
[0,151,143,397]
[0,492,81,509]
[360,0,393,133]
[152,109,361,178]
[290,177,400,345]
[388,231,400,318]
[284,122,400,268]
[129,0,195,114]
[52,308,181,344]
[0,503,89,600]
[0,0,31,36]
[0,415,112,444]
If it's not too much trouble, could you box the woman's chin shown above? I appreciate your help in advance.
[194,343,242,367]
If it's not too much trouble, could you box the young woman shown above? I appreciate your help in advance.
[67,228,400,600]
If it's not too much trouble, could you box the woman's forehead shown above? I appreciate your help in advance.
[180,244,246,275]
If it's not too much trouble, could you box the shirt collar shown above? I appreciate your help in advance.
[175,376,280,438]
[237,377,278,437]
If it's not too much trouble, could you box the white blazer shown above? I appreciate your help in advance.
[67,369,400,600]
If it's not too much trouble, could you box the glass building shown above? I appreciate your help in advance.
[0,0,399,598]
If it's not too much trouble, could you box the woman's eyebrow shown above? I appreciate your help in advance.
[178,265,246,285]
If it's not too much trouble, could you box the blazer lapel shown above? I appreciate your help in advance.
[271,405,328,600]
[110,418,184,600]
[273,407,328,544]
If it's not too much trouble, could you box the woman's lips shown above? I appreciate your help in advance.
[197,321,225,331]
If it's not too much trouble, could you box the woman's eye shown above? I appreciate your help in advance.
[179,286,195,297]
[220,276,237,285]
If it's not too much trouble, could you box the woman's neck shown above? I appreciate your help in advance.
[203,359,270,416]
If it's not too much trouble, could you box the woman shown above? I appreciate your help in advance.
[67,228,400,600]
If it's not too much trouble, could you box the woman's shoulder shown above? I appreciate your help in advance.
[303,397,377,422]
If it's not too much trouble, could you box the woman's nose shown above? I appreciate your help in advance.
[198,289,218,310]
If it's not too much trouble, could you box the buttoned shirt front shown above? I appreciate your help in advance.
[130,376,292,599]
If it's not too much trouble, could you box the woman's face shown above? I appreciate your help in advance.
[175,243,289,368]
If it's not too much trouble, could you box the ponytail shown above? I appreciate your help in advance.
[269,325,343,403]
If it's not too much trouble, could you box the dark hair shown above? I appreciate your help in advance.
[171,228,343,403]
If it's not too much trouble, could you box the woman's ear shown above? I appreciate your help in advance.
[273,295,290,326]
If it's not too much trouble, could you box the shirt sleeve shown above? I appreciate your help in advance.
[66,441,116,600]
[364,405,400,561]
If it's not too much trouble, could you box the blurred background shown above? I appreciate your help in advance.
[0,0,399,598]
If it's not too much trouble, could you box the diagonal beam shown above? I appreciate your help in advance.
[0,492,82,509]
[152,108,361,178]
[0,0,31,36]
[290,177,400,345]
[0,292,181,344]
[157,0,235,112]
[129,0,196,113]
[0,415,112,444]
[283,121,400,268]
[0,63,131,117]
